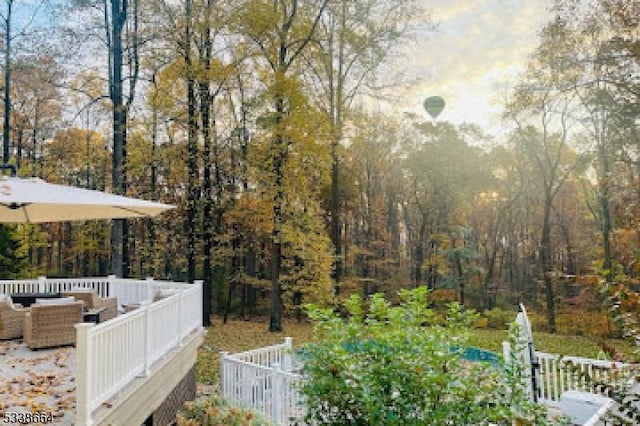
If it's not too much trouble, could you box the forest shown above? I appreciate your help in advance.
[0,0,637,332]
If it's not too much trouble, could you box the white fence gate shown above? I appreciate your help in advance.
[220,338,305,425]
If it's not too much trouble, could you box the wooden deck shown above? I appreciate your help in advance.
[0,277,204,425]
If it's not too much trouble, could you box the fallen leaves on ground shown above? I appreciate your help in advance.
[0,339,76,422]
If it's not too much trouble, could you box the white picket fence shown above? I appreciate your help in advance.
[535,352,631,403]
[502,340,632,404]
[220,338,306,425]
[0,275,203,426]
[222,338,635,425]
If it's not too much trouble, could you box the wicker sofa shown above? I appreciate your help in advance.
[23,301,84,349]
[62,290,117,322]
[0,296,29,339]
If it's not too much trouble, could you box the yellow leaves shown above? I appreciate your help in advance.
[69,71,106,101]
[46,128,109,182]
[224,195,273,238]
[0,341,76,421]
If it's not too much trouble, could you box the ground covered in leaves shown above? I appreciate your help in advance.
[0,340,75,425]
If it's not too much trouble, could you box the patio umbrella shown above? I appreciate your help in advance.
[0,176,174,223]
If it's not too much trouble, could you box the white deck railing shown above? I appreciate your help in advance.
[0,276,113,297]
[220,338,305,425]
[0,276,203,426]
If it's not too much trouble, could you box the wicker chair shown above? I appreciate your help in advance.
[62,290,117,322]
[0,297,29,339]
[23,301,84,349]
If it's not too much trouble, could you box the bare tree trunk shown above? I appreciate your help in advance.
[185,0,198,286]
[110,0,128,278]
[2,0,12,163]
[541,196,556,333]
[199,9,213,325]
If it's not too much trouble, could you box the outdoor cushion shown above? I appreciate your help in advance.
[0,297,29,339]
[23,301,84,349]
[62,291,117,322]
[35,296,76,305]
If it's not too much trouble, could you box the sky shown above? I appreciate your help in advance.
[397,0,553,138]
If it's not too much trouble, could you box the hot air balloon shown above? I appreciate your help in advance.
[424,96,445,119]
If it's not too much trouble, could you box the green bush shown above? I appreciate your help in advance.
[300,288,560,425]
[482,307,518,330]
[176,397,271,426]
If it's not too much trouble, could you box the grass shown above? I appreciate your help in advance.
[469,328,638,360]
[196,316,638,386]
[196,318,314,385]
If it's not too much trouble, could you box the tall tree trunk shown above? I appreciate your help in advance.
[269,95,286,332]
[110,0,128,278]
[541,195,556,333]
[147,72,159,278]
[2,0,12,163]
[199,7,213,325]
[185,0,198,287]
[599,144,613,282]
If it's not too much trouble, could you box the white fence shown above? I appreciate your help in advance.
[0,276,114,297]
[535,352,631,403]
[502,341,632,404]
[224,339,636,425]
[221,338,305,425]
[0,276,203,426]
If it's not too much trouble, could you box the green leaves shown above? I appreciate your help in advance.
[300,288,557,425]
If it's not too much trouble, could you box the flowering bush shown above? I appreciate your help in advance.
[300,287,560,425]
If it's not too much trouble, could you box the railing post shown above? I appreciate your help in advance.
[502,341,511,363]
[220,351,229,399]
[38,276,46,293]
[75,323,94,426]
[273,363,283,424]
[146,276,155,301]
[139,304,151,377]
[194,280,203,328]
[283,337,293,372]
[197,280,203,327]
[107,274,116,299]
[178,288,185,347]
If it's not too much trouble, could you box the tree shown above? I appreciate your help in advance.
[304,0,426,295]
[10,55,63,171]
[0,225,25,278]
[401,120,488,298]
[107,0,141,278]
[549,0,639,281]
[237,0,330,331]
[0,0,57,164]
[505,19,581,332]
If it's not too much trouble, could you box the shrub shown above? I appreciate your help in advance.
[482,307,518,330]
[555,310,617,338]
[300,287,559,425]
[176,397,270,426]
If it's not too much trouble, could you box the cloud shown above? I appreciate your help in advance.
[391,0,551,136]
